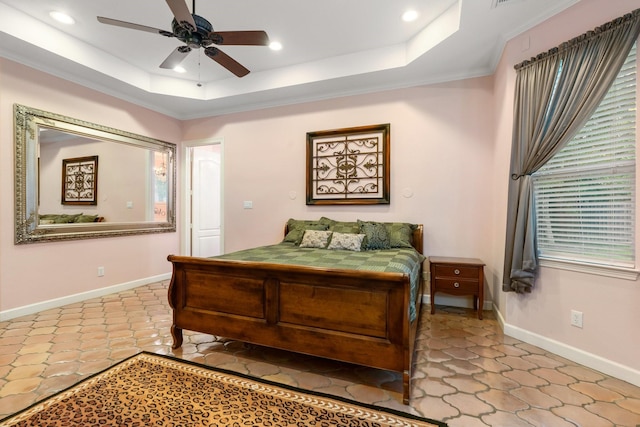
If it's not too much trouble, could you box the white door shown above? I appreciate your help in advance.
[190,144,221,257]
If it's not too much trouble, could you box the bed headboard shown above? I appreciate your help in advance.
[283,223,424,255]
[412,225,424,255]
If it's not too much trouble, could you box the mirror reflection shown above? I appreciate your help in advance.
[15,104,176,244]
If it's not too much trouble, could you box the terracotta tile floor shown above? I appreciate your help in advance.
[1,281,639,426]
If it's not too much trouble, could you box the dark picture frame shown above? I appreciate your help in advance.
[61,155,98,205]
[306,123,390,205]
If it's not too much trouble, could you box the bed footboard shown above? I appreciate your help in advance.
[167,255,422,404]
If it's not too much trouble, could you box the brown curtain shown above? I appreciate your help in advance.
[503,9,640,293]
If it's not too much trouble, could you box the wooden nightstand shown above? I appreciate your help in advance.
[429,256,485,319]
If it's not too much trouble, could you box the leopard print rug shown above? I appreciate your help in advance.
[0,352,445,427]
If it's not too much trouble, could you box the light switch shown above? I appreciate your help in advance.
[243,201,253,209]
[126,201,133,209]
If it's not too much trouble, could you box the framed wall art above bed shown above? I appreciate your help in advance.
[306,123,390,205]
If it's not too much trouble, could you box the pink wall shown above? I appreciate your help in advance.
[490,0,640,378]
[0,59,182,311]
[182,80,495,259]
[1,59,496,314]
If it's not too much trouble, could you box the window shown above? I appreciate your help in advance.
[533,43,637,268]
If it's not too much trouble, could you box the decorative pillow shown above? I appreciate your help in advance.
[327,232,365,251]
[74,214,99,223]
[329,221,360,234]
[358,220,391,250]
[384,222,417,248]
[283,219,328,244]
[39,213,83,224]
[319,216,336,227]
[53,214,82,224]
[299,230,333,248]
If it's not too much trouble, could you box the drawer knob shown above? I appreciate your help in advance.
[454,282,460,288]
[454,269,460,275]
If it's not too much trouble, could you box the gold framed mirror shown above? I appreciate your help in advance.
[14,104,176,244]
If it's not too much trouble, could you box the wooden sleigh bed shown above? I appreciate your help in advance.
[167,222,425,404]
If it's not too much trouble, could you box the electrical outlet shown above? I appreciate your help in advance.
[571,310,583,328]
[97,266,105,277]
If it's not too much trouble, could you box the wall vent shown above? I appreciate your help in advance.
[492,0,525,8]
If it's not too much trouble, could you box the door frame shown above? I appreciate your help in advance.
[181,137,224,256]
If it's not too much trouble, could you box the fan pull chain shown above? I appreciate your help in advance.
[197,50,202,87]
[194,0,201,87]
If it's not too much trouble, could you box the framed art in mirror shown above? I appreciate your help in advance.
[306,123,390,205]
[14,104,177,244]
[62,155,98,205]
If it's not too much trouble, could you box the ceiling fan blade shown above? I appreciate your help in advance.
[210,31,270,46]
[97,16,172,36]
[165,0,196,30]
[204,47,250,77]
[159,46,192,69]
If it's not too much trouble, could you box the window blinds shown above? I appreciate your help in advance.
[533,44,637,267]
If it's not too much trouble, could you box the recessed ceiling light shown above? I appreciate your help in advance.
[269,41,282,51]
[402,10,418,22]
[173,66,186,73]
[49,11,75,25]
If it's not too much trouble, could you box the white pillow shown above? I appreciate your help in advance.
[327,232,365,251]
[299,230,333,248]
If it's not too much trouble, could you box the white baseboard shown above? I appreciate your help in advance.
[422,293,493,311]
[502,316,640,388]
[0,273,171,322]
[7,283,638,389]
[423,295,640,388]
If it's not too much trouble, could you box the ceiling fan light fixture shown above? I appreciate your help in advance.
[174,66,187,73]
[50,11,75,25]
[269,41,282,51]
[402,10,419,22]
[97,0,270,77]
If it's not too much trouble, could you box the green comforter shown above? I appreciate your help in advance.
[214,243,425,322]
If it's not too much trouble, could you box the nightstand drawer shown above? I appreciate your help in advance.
[434,265,480,280]
[434,278,478,293]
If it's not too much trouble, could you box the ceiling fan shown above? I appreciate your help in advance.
[97,0,270,77]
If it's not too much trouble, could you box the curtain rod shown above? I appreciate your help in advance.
[514,8,640,71]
